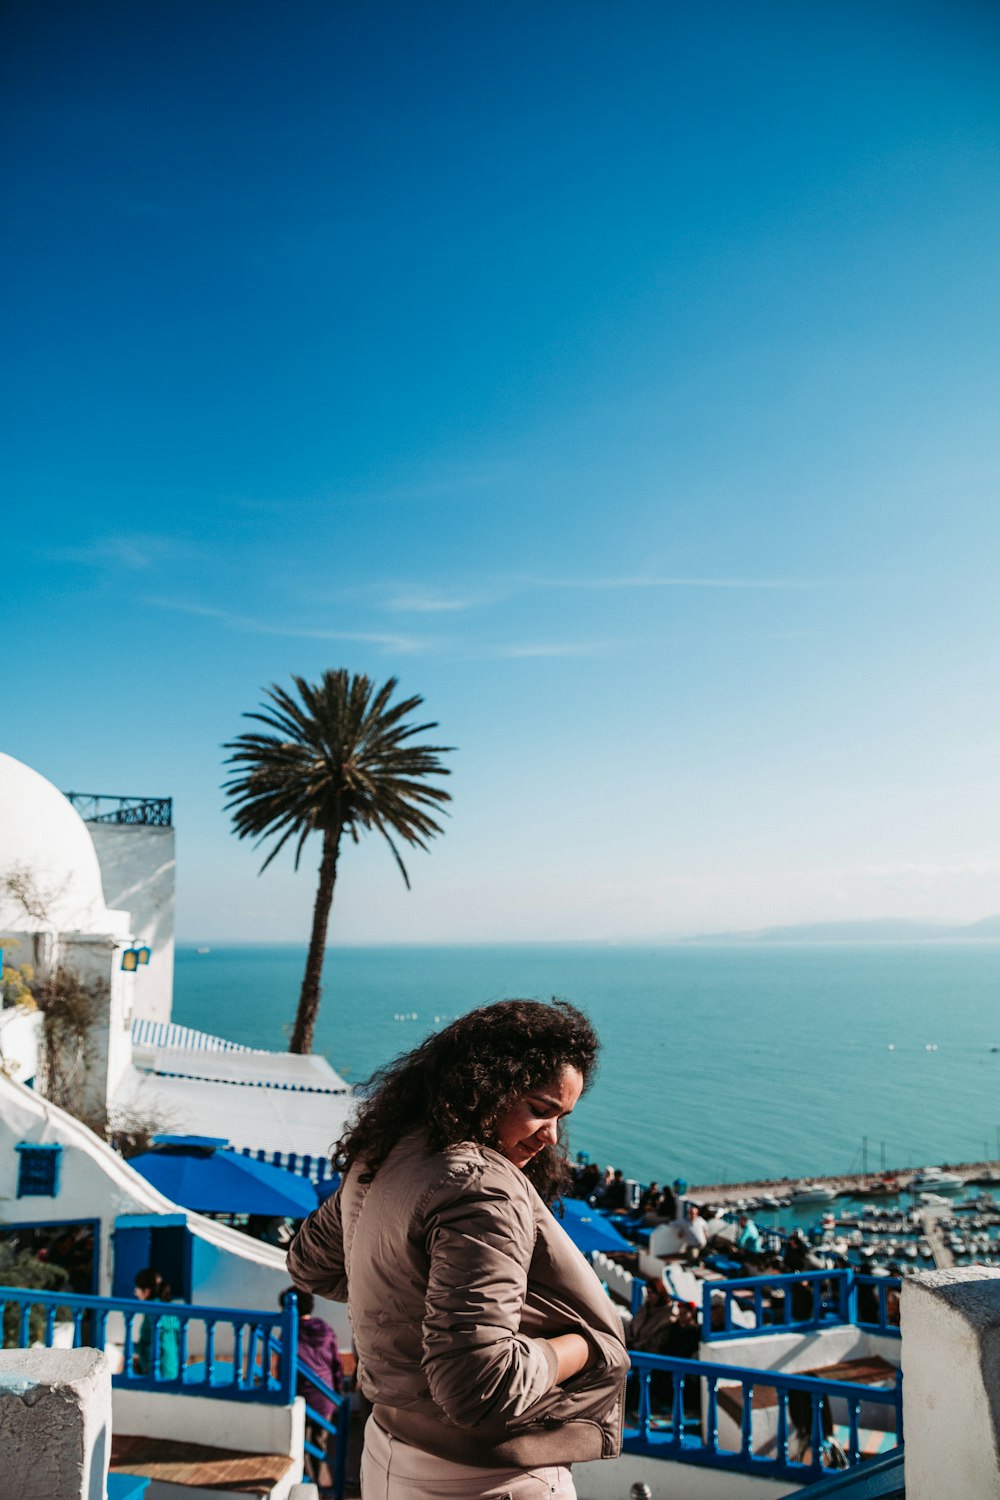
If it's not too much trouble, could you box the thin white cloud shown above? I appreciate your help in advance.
[146,598,429,654]
[525,573,819,591]
[490,641,611,659]
[383,587,498,614]
[370,570,819,618]
[48,533,196,570]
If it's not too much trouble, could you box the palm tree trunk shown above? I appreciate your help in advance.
[289,827,340,1054]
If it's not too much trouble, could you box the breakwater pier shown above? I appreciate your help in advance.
[688,1158,1000,1204]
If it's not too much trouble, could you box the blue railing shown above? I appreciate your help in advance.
[0,1285,297,1403]
[240,1146,340,1187]
[780,1448,906,1496]
[703,1270,901,1341]
[625,1349,902,1483]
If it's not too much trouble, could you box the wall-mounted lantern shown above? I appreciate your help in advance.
[121,943,152,972]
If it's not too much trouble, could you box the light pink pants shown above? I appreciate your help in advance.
[360,1416,577,1500]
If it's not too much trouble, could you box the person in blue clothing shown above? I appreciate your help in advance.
[736,1214,764,1261]
[133,1267,181,1381]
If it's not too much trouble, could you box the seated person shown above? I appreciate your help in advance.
[627,1280,677,1418]
[677,1204,709,1263]
[653,1183,677,1221]
[601,1168,629,1212]
[133,1267,180,1381]
[736,1213,764,1262]
[637,1181,661,1215]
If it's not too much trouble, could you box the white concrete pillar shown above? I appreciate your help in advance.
[901,1266,1000,1499]
[0,1347,111,1500]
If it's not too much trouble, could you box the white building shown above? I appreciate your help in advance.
[0,750,353,1158]
[0,753,143,1115]
[0,751,352,1328]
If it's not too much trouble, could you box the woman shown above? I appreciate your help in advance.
[133,1266,181,1381]
[288,999,629,1499]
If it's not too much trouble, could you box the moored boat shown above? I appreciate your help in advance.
[789,1180,838,1203]
[909,1166,964,1192]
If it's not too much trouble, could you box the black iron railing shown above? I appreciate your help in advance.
[64,793,173,827]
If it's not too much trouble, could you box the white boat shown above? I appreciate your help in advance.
[919,1192,952,1207]
[909,1167,965,1192]
[789,1181,838,1204]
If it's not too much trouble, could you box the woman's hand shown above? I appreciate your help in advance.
[542,1332,591,1384]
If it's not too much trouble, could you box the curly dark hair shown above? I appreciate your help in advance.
[335,998,599,1202]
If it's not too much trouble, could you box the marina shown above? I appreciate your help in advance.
[679,1170,1000,1275]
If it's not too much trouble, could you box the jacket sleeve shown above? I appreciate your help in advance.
[420,1172,560,1430]
[286,1188,349,1302]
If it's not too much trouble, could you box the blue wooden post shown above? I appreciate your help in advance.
[848,1396,861,1464]
[776,1388,788,1464]
[280,1293,298,1405]
[740,1380,753,1458]
[705,1375,719,1454]
[810,1394,825,1469]
[636,1364,651,1439]
[844,1268,858,1325]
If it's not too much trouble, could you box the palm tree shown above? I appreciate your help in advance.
[223,670,453,1054]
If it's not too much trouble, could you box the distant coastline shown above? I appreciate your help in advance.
[177,919,1000,949]
[681,915,1000,945]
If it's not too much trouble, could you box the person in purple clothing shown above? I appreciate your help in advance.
[281,1286,344,1485]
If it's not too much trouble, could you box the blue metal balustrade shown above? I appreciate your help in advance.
[625,1349,902,1484]
[1,1285,354,1500]
[703,1269,901,1341]
[0,1285,297,1403]
[777,1448,906,1497]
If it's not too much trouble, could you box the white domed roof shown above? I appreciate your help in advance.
[0,753,128,936]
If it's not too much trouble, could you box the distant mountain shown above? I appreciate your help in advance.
[964,914,1000,938]
[683,916,1000,945]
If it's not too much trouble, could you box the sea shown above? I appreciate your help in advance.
[173,942,1000,1192]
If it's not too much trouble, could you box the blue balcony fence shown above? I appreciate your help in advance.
[625,1349,902,1484]
[0,1285,353,1499]
[703,1269,902,1341]
[0,1284,297,1403]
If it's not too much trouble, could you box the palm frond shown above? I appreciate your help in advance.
[222,669,453,877]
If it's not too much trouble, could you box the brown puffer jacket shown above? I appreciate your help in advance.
[287,1131,629,1467]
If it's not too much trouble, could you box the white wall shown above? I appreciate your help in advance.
[901,1267,1000,1499]
[114,1389,305,1500]
[60,932,137,1112]
[89,824,175,1027]
[113,1386,304,1456]
[0,1347,111,1500]
[0,1005,42,1085]
[699,1324,900,1376]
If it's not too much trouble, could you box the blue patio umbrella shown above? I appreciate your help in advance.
[127,1136,319,1217]
[553,1197,633,1255]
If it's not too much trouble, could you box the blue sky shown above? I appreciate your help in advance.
[2,1,999,943]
